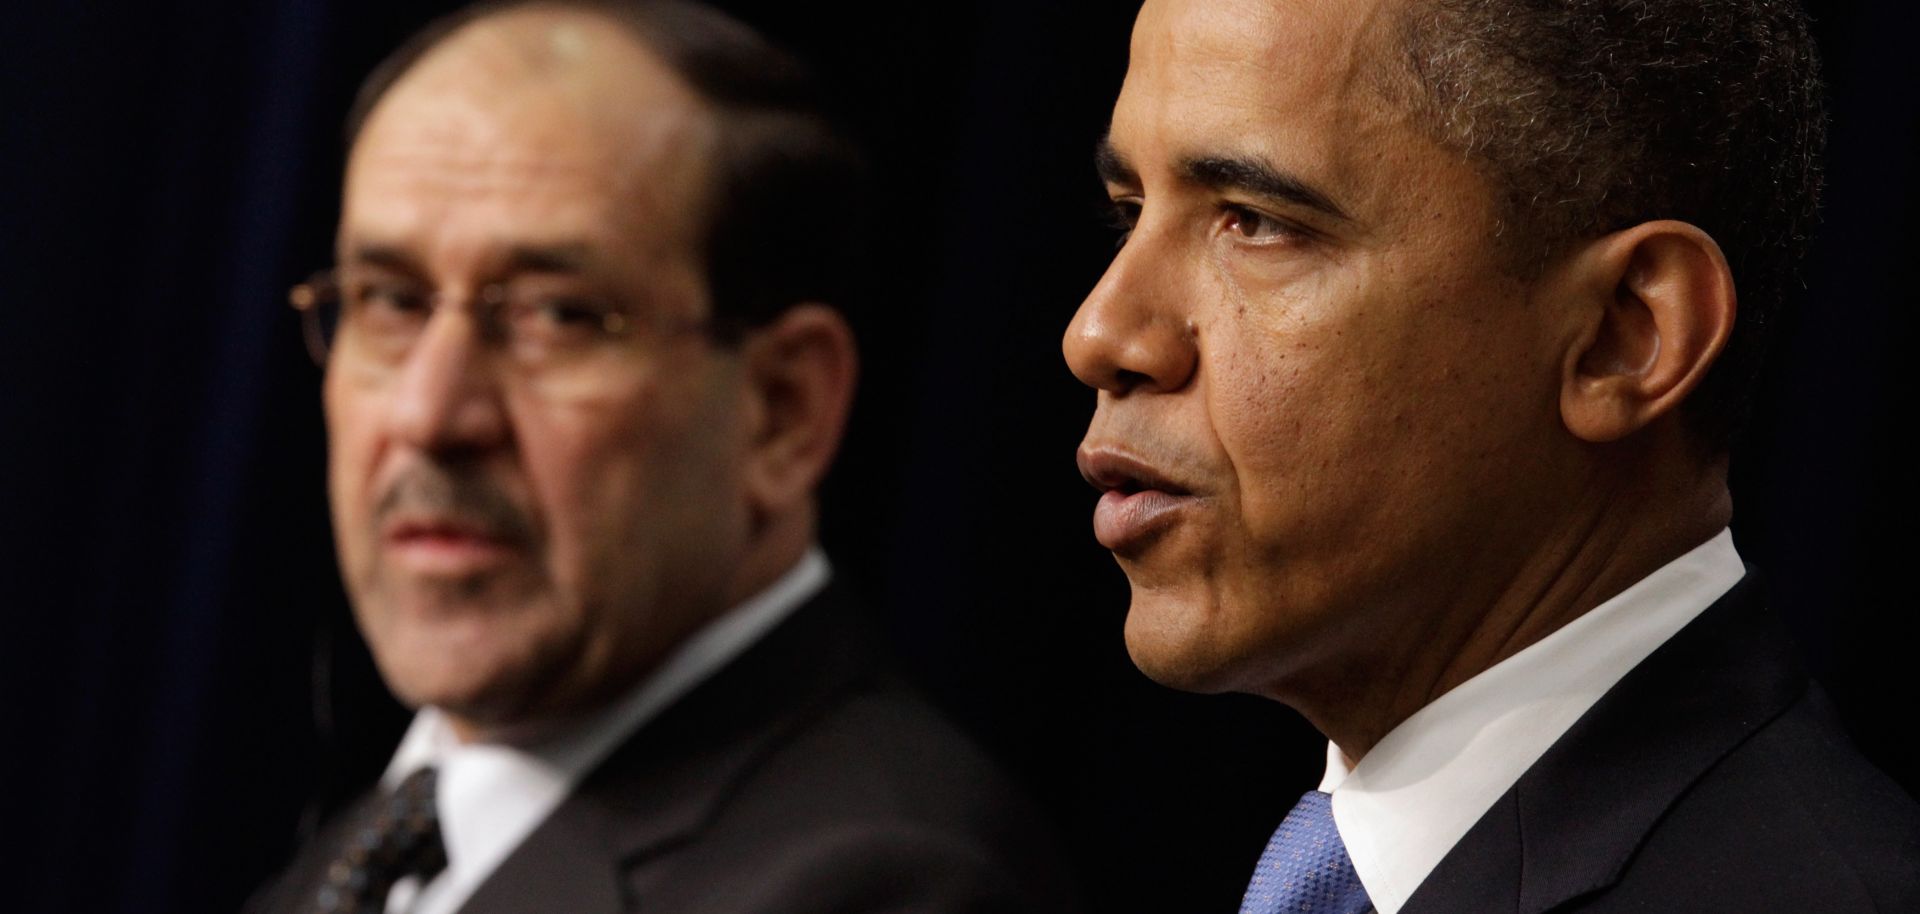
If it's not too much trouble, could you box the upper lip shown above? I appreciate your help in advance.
[1076,447,1194,496]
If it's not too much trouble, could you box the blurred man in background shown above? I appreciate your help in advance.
[249,2,1072,912]
[1066,0,1920,911]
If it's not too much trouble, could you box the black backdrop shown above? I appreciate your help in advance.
[1,3,1915,913]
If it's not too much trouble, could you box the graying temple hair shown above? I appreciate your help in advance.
[1388,0,1827,445]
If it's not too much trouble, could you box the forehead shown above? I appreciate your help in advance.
[1128,0,1398,103]
[342,9,717,267]
[1115,0,1449,226]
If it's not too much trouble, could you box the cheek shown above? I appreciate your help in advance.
[1205,296,1389,487]
[1213,271,1554,551]
[324,379,384,561]
[1200,274,1460,547]
[512,400,659,586]
[1209,339,1372,553]
[506,372,730,594]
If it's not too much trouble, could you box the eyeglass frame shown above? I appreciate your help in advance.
[286,267,717,373]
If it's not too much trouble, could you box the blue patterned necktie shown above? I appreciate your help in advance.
[1238,790,1373,914]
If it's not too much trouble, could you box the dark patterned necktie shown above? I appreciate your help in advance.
[313,766,448,914]
[1238,790,1374,914]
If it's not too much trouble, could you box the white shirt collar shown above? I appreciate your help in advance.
[379,547,832,914]
[1322,530,1745,914]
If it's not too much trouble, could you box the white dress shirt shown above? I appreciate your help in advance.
[380,548,832,914]
[1319,529,1746,914]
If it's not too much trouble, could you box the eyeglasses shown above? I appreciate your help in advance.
[288,267,711,378]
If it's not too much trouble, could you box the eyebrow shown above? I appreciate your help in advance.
[344,242,425,275]
[1093,136,1353,224]
[341,242,594,276]
[1181,155,1352,223]
[1094,136,1137,188]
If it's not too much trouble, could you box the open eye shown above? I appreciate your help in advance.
[1105,198,1143,248]
[503,291,625,359]
[339,275,433,351]
[344,277,430,317]
[1222,204,1300,242]
[528,296,610,329]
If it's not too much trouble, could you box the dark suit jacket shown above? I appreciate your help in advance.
[250,584,1078,914]
[1401,575,1920,913]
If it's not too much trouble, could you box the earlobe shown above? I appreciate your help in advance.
[1559,221,1736,443]
[739,304,859,515]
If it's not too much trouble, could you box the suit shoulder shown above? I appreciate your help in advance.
[1615,685,1920,912]
[726,674,1053,851]
[657,675,1080,912]
[1743,687,1920,907]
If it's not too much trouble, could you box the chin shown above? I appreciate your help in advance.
[376,646,518,715]
[363,603,565,721]
[1120,587,1250,695]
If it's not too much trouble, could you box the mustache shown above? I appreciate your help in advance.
[372,464,538,545]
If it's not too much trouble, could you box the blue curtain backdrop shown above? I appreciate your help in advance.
[1,3,1914,913]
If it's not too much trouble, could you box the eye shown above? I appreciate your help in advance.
[341,276,432,342]
[503,292,625,357]
[1105,198,1142,249]
[529,297,610,329]
[346,278,429,315]
[1221,204,1300,243]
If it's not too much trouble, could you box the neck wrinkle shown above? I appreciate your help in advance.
[1315,463,1729,763]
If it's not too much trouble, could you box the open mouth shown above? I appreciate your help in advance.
[1077,448,1198,553]
[1077,449,1192,498]
[1102,472,1190,498]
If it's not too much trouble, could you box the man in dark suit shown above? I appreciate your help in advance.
[250,2,1072,912]
[1064,0,1920,911]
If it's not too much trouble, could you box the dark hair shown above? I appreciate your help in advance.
[1388,0,1827,447]
[346,0,871,342]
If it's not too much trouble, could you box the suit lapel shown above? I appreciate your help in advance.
[1403,575,1810,914]
[455,584,882,914]
[245,793,385,914]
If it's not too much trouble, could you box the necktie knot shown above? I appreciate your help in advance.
[315,766,447,914]
[1238,790,1372,914]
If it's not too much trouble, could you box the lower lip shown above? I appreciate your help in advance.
[386,534,519,575]
[1092,489,1194,553]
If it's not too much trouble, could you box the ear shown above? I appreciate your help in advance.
[1556,220,1737,443]
[737,304,858,516]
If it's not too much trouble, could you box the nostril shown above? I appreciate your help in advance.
[1114,368,1152,390]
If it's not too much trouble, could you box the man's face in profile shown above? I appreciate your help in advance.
[1067,0,1574,700]
[325,11,753,736]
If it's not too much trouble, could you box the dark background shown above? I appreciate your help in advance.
[1,2,1914,913]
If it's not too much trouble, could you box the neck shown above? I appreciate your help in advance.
[721,499,818,611]
[446,501,821,746]
[1290,440,1731,761]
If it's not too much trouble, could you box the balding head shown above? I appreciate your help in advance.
[347,7,718,297]
[356,5,718,201]
[347,0,870,338]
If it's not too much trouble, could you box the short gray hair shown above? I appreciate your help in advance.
[1390,0,1827,446]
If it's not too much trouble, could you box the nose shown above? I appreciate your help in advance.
[1063,235,1198,396]
[384,309,509,455]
